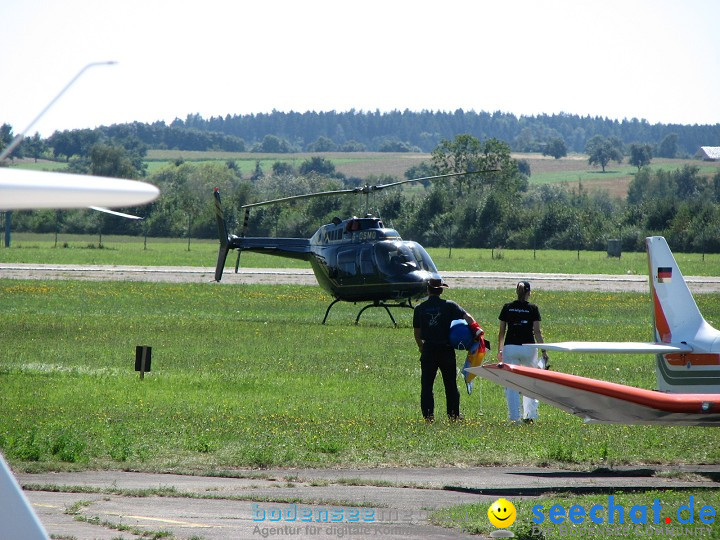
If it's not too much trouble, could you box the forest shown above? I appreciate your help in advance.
[172,109,720,156]
[4,109,720,162]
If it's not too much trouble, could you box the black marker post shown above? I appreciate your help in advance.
[135,346,152,380]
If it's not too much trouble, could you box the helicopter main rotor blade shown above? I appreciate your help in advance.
[372,168,500,191]
[241,188,359,208]
[240,168,500,210]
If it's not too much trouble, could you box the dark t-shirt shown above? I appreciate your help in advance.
[498,300,541,345]
[413,295,466,346]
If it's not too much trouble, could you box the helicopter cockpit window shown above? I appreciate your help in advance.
[375,242,419,276]
[406,241,438,272]
[345,218,381,233]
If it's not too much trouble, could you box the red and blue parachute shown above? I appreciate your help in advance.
[449,320,487,395]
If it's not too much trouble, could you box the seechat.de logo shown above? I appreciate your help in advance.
[532,495,715,526]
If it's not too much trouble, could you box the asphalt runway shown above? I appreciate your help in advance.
[18,465,720,539]
[3,263,720,293]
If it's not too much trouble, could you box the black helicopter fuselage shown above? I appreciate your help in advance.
[218,216,441,303]
[214,188,442,323]
[311,216,441,302]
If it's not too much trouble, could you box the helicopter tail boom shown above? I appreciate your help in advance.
[213,189,313,282]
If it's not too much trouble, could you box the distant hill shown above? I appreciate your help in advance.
[168,110,720,156]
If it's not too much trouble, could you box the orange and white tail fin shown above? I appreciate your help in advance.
[525,236,720,393]
[647,236,707,344]
[646,236,720,392]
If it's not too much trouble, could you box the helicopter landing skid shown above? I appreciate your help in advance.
[322,298,414,326]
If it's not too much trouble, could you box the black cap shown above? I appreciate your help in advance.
[428,278,449,292]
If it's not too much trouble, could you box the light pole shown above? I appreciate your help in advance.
[0,60,117,162]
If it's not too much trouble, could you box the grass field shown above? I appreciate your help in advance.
[1,278,719,476]
[140,150,720,199]
[523,154,720,199]
[143,150,429,178]
[3,232,720,276]
[3,239,720,539]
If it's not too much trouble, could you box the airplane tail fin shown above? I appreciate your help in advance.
[646,236,707,344]
[213,188,231,282]
[646,236,720,392]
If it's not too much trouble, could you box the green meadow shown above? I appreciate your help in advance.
[3,232,720,276]
[143,150,426,177]
[140,150,720,192]
[528,159,720,185]
[1,278,719,474]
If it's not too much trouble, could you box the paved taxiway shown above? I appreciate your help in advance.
[2,263,720,293]
[18,465,720,539]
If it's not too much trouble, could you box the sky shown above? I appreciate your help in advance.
[1,0,719,138]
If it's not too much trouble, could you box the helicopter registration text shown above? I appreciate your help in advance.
[353,231,377,242]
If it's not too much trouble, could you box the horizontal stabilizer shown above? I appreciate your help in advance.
[468,363,720,426]
[523,341,693,354]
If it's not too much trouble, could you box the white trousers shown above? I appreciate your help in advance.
[503,344,540,421]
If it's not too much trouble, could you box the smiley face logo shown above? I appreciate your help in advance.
[488,498,516,528]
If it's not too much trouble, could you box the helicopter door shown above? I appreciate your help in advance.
[336,247,362,286]
[359,246,376,278]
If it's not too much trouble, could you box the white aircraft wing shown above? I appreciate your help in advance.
[523,342,693,354]
[467,363,720,426]
[0,453,48,539]
[0,168,159,210]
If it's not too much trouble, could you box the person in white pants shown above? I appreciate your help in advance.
[497,281,549,423]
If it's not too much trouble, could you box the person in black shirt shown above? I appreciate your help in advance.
[497,281,549,423]
[413,278,483,422]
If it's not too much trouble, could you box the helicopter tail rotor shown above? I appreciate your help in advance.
[215,244,230,282]
[215,246,229,281]
[213,188,231,282]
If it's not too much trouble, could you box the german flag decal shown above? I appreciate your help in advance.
[657,267,672,283]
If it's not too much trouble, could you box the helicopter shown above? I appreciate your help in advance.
[213,170,496,325]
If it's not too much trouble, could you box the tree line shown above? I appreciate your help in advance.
[174,109,719,156]
[4,108,718,161]
[5,131,720,254]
